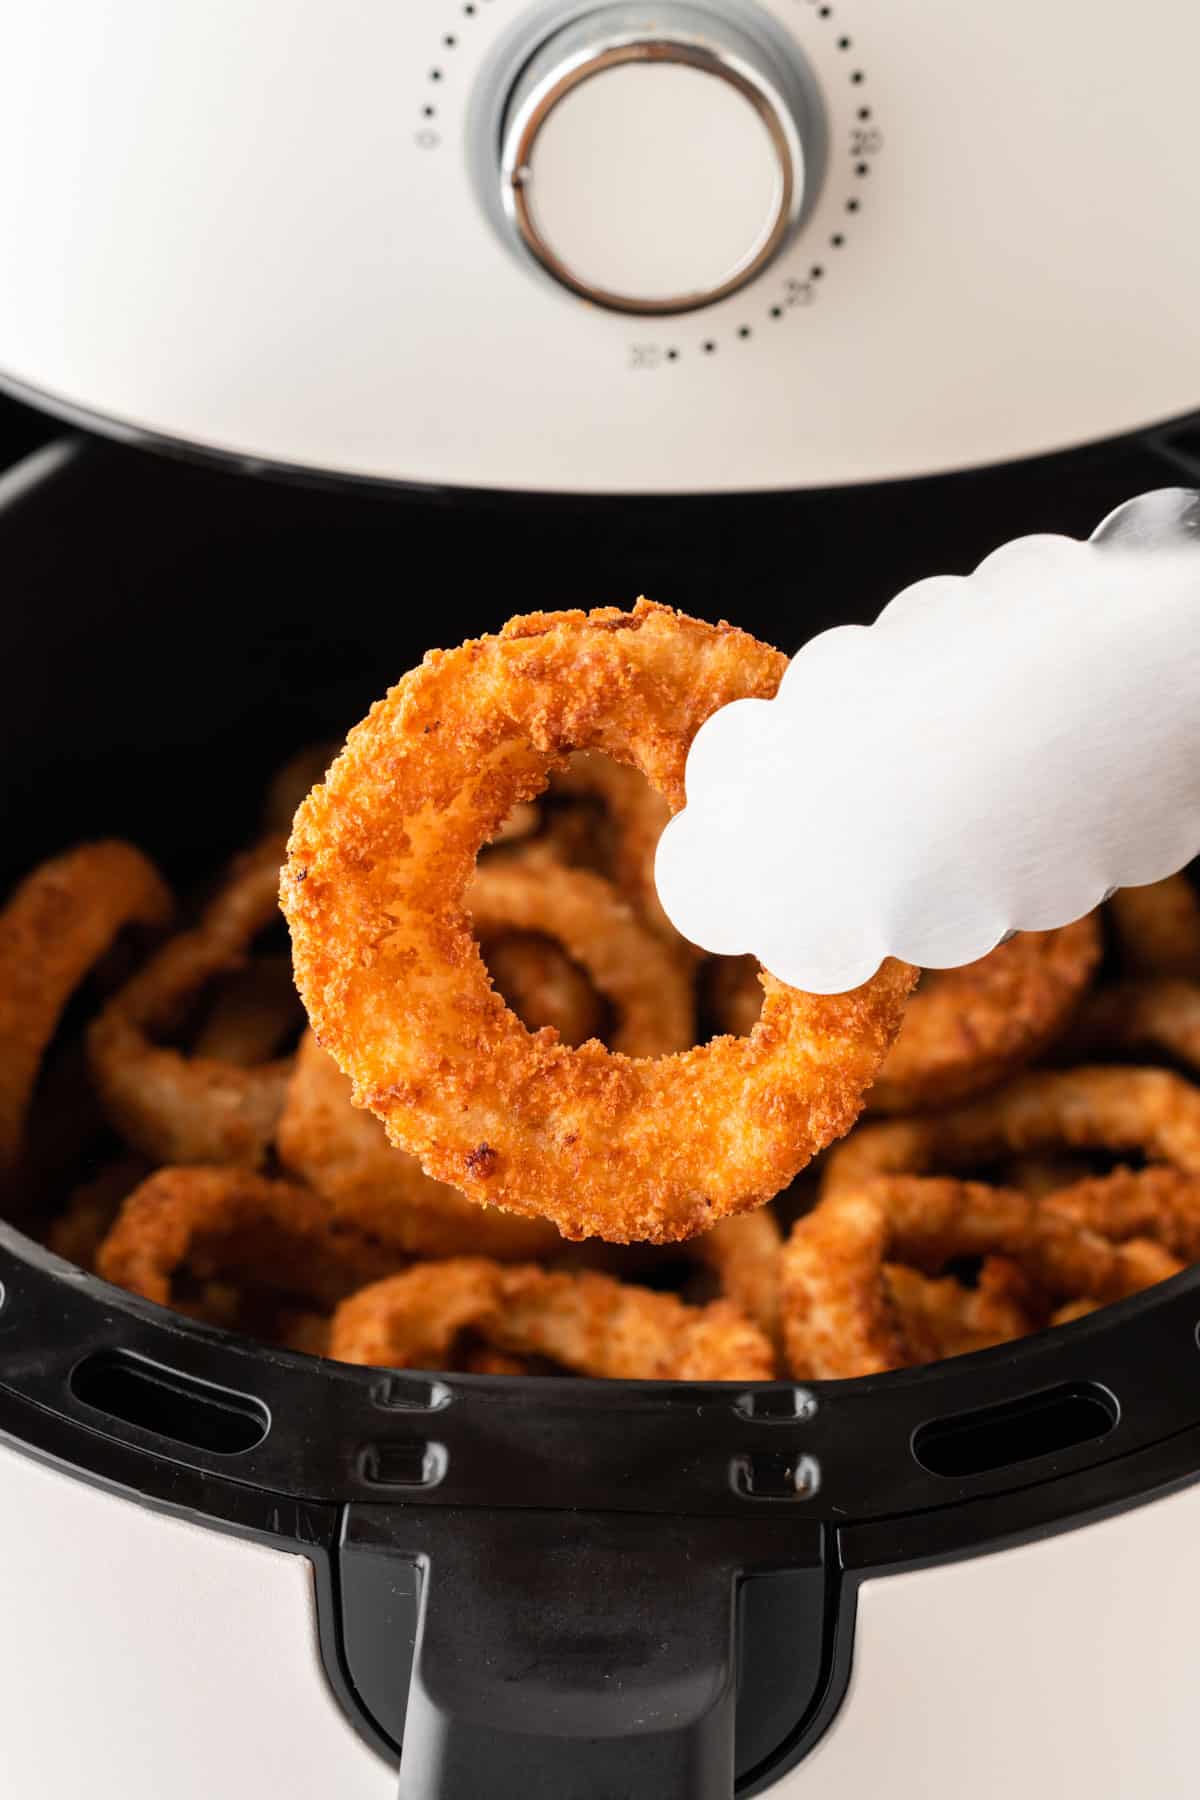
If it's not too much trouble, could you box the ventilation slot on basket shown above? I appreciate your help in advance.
[70,1350,269,1455]
[913,1381,1118,1479]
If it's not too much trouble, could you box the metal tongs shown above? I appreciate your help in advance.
[656,489,1200,993]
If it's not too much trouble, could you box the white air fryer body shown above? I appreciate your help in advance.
[1,0,1199,492]
[4,1435,1198,1798]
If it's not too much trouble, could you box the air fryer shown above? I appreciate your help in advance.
[3,0,1200,1791]
[2,422,1200,1799]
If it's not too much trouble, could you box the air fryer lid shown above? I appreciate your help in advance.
[4,434,1200,1799]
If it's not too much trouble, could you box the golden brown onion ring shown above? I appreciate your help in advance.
[328,1257,776,1379]
[1108,876,1200,980]
[47,1156,153,1271]
[0,842,172,1170]
[821,1066,1200,1194]
[1065,978,1200,1076]
[690,1209,782,1341]
[88,838,291,1167]
[782,1174,1180,1379]
[283,601,916,1244]
[96,1165,409,1313]
[882,1258,1036,1365]
[869,919,1102,1115]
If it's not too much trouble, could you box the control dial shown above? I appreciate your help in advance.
[498,3,823,315]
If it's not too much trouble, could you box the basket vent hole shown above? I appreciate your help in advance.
[70,1349,269,1455]
[913,1381,1118,1479]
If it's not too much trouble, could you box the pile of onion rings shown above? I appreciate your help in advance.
[9,597,1200,1385]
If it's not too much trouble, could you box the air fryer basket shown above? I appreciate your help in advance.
[4,426,1200,1800]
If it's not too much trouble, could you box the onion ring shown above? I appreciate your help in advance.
[881,1258,1036,1365]
[781,1173,1180,1378]
[1065,978,1200,1076]
[468,855,694,1056]
[283,600,916,1243]
[869,919,1102,1115]
[690,1209,782,1341]
[1108,875,1200,980]
[1039,1164,1200,1262]
[96,1165,410,1313]
[0,842,172,1170]
[483,932,605,1046]
[821,1066,1200,1194]
[276,1030,562,1259]
[328,1258,776,1379]
[88,838,292,1166]
[47,1156,153,1271]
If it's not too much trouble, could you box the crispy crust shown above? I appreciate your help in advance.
[882,1259,1035,1365]
[1108,876,1200,980]
[328,1257,776,1379]
[283,600,916,1243]
[468,855,693,1055]
[821,1066,1200,1193]
[869,918,1102,1114]
[88,838,292,1166]
[96,1165,409,1312]
[0,843,172,1170]
[276,1030,562,1259]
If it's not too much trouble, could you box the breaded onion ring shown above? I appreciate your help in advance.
[881,1259,1036,1366]
[328,1258,775,1380]
[96,1165,409,1313]
[276,1030,561,1259]
[1066,979,1200,1076]
[690,1209,782,1341]
[1039,1164,1200,1263]
[869,919,1102,1115]
[484,933,605,1046]
[283,601,916,1244]
[88,839,292,1167]
[821,1067,1200,1194]
[1108,875,1200,980]
[468,856,693,1056]
[47,1157,152,1271]
[782,1174,1179,1379]
[0,843,172,1169]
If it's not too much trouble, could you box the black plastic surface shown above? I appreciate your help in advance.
[4,414,1200,1798]
[341,1508,832,1800]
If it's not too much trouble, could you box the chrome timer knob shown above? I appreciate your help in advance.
[498,3,822,315]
